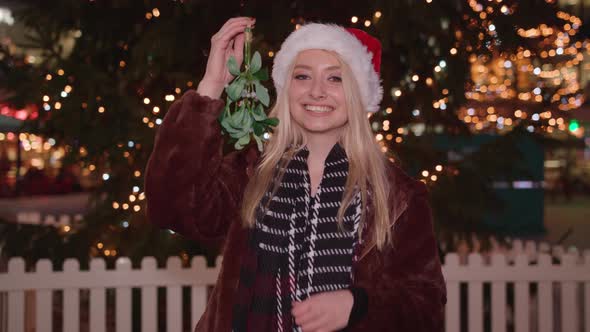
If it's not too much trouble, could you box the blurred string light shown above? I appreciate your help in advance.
[0,8,15,25]
[23,4,213,259]
[30,0,586,222]
[459,3,585,136]
[418,164,447,185]
[351,10,383,26]
[111,184,146,212]
[367,0,585,191]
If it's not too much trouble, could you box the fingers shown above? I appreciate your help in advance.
[216,21,253,46]
[213,17,255,44]
[233,32,245,66]
[300,315,328,332]
[293,300,325,332]
[295,307,322,327]
[291,300,310,317]
[219,16,253,35]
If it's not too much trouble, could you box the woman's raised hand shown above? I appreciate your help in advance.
[197,17,256,100]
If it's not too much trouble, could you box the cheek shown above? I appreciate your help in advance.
[288,84,308,110]
[288,81,306,99]
[330,86,346,104]
[338,110,349,125]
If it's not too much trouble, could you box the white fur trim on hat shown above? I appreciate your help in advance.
[272,23,383,113]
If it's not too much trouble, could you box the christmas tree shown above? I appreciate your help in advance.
[0,0,584,264]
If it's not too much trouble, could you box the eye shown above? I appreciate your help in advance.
[294,74,310,80]
[328,76,342,82]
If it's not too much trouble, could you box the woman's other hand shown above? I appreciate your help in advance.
[292,289,354,332]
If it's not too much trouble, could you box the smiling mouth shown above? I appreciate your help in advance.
[304,104,334,113]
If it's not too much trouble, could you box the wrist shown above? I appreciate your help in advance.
[196,78,224,100]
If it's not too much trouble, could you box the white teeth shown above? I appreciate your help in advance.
[304,105,333,113]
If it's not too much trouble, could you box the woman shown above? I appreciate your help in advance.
[145,17,446,332]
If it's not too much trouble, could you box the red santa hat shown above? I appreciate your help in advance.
[272,23,383,113]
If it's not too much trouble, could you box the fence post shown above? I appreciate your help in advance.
[524,241,537,261]
[444,253,460,332]
[537,254,553,332]
[89,259,106,332]
[115,258,132,332]
[7,258,25,332]
[63,259,80,332]
[140,257,157,332]
[467,253,484,332]
[514,254,530,332]
[166,257,183,332]
[560,254,577,332]
[34,260,52,332]
[491,253,507,332]
[190,256,210,328]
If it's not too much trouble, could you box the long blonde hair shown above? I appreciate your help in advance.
[240,51,393,249]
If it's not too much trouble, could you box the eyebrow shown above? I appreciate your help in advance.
[294,64,341,71]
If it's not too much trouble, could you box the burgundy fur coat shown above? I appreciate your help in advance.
[145,90,447,331]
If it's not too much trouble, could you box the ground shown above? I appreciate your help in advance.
[544,196,590,250]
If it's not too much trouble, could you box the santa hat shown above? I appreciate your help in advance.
[272,23,383,113]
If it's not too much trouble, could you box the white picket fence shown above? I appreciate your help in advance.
[1,245,589,332]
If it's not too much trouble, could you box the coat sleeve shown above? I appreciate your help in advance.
[144,90,255,248]
[353,182,447,331]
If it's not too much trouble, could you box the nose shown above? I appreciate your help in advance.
[309,77,327,100]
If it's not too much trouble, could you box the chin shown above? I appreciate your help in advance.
[298,120,348,136]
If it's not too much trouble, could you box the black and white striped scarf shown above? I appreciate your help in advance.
[232,143,362,332]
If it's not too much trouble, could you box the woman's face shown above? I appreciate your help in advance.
[288,49,348,139]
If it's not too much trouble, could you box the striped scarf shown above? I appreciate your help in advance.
[232,143,362,332]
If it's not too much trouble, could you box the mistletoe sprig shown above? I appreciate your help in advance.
[219,27,279,151]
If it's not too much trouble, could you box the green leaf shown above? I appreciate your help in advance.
[228,105,244,126]
[254,134,263,152]
[238,134,250,145]
[254,81,270,106]
[229,128,248,138]
[225,104,251,138]
[226,77,246,101]
[235,104,246,123]
[227,55,241,76]
[220,116,230,129]
[252,104,266,121]
[219,102,231,122]
[250,51,262,73]
[241,108,253,128]
[253,67,269,81]
[253,122,265,136]
[221,117,242,135]
[262,117,279,127]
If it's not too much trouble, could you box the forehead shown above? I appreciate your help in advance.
[293,49,341,68]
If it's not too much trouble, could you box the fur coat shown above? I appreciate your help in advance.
[145,90,447,332]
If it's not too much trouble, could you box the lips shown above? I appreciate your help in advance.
[304,104,334,113]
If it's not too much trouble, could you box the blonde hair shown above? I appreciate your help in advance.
[240,51,393,249]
